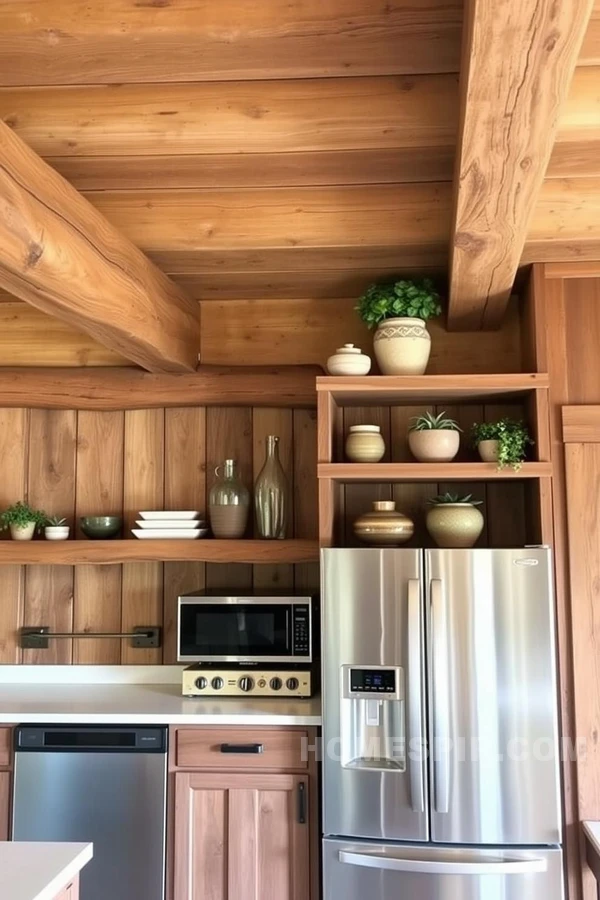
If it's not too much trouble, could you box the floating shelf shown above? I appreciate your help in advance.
[318,462,552,482]
[0,539,319,566]
[317,373,548,406]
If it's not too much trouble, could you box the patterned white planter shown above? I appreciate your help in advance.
[373,317,431,375]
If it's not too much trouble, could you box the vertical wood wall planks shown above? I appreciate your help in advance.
[206,407,253,590]
[122,409,164,664]
[73,410,124,664]
[0,408,28,662]
[163,407,207,663]
[23,410,76,664]
[252,408,294,591]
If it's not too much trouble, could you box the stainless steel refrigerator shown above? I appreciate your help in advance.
[321,547,563,900]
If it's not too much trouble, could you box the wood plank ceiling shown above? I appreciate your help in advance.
[0,0,598,343]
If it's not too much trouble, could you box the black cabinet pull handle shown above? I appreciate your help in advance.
[220,743,264,754]
[298,781,306,824]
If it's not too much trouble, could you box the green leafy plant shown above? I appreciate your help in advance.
[46,515,67,527]
[470,418,533,471]
[1,501,47,531]
[356,278,442,329]
[427,493,483,506]
[409,411,462,433]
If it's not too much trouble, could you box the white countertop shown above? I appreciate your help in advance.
[0,682,321,725]
[583,821,600,857]
[0,842,92,900]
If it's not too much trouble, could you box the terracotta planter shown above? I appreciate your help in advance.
[426,503,484,549]
[345,425,385,463]
[373,317,431,375]
[9,522,36,541]
[408,429,460,463]
[353,500,414,547]
[478,439,500,463]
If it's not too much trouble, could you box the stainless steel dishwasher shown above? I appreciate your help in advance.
[12,725,168,900]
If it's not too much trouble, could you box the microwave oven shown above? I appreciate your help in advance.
[177,591,317,665]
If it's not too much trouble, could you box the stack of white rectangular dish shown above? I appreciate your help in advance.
[132,511,208,539]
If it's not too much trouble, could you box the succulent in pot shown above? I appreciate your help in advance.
[45,515,71,541]
[408,411,462,462]
[470,419,533,471]
[356,278,442,375]
[426,493,484,549]
[1,501,47,541]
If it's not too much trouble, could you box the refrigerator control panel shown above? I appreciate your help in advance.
[343,665,404,700]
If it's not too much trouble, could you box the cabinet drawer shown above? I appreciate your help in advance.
[0,728,11,768]
[175,727,308,770]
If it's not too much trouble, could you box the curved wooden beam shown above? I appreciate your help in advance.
[0,121,199,372]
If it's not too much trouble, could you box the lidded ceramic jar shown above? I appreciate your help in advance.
[353,500,414,546]
[345,425,385,463]
[326,343,372,376]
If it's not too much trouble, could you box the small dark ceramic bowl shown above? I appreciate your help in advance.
[80,515,123,539]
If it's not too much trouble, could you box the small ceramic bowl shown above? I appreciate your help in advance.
[80,516,123,539]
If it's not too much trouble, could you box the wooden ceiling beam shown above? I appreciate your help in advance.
[448,0,595,330]
[0,121,199,372]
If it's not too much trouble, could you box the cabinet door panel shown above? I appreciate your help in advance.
[174,772,309,900]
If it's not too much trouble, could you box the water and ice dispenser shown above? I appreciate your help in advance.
[340,665,406,772]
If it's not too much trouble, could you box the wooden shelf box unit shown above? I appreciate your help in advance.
[317,375,552,549]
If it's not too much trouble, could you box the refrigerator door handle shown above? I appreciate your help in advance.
[431,577,450,814]
[407,577,425,813]
[338,850,548,876]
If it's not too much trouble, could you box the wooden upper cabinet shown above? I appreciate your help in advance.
[173,771,310,900]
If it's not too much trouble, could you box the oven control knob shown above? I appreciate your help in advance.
[194,676,208,690]
[211,677,224,690]
[286,677,300,691]
[238,676,254,693]
[269,677,283,691]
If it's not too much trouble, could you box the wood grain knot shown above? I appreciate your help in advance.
[454,232,486,255]
[25,243,44,268]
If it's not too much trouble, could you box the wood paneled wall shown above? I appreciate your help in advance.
[0,296,525,371]
[0,406,318,665]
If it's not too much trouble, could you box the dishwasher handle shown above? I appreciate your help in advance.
[15,725,168,753]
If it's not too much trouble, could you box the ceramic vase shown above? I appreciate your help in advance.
[426,503,484,549]
[353,500,414,546]
[326,343,372,376]
[209,459,250,539]
[255,435,287,539]
[408,429,460,462]
[345,425,385,463]
[10,522,35,541]
[373,317,431,375]
[478,439,500,463]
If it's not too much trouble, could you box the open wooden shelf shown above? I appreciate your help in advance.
[0,539,319,566]
[317,373,548,406]
[318,462,552,482]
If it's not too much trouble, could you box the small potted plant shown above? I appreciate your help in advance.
[356,278,442,375]
[426,493,484,548]
[1,501,47,541]
[45,515,70,541]
[408,411,462,462]
[470,419,533,471]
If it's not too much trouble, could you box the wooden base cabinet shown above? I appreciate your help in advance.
[173,772,310,900]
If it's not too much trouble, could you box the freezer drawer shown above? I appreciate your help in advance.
[323,838,564,900]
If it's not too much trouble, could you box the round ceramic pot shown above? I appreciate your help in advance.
[353,500,414,547]
[478,439,500,463]
[10,522,35,541]
[408,429,460,463]
[373,317,431,375]
[345,425,385,463]
[45,526,70,541]
[326,343,372,376]
[426,503,484,549]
